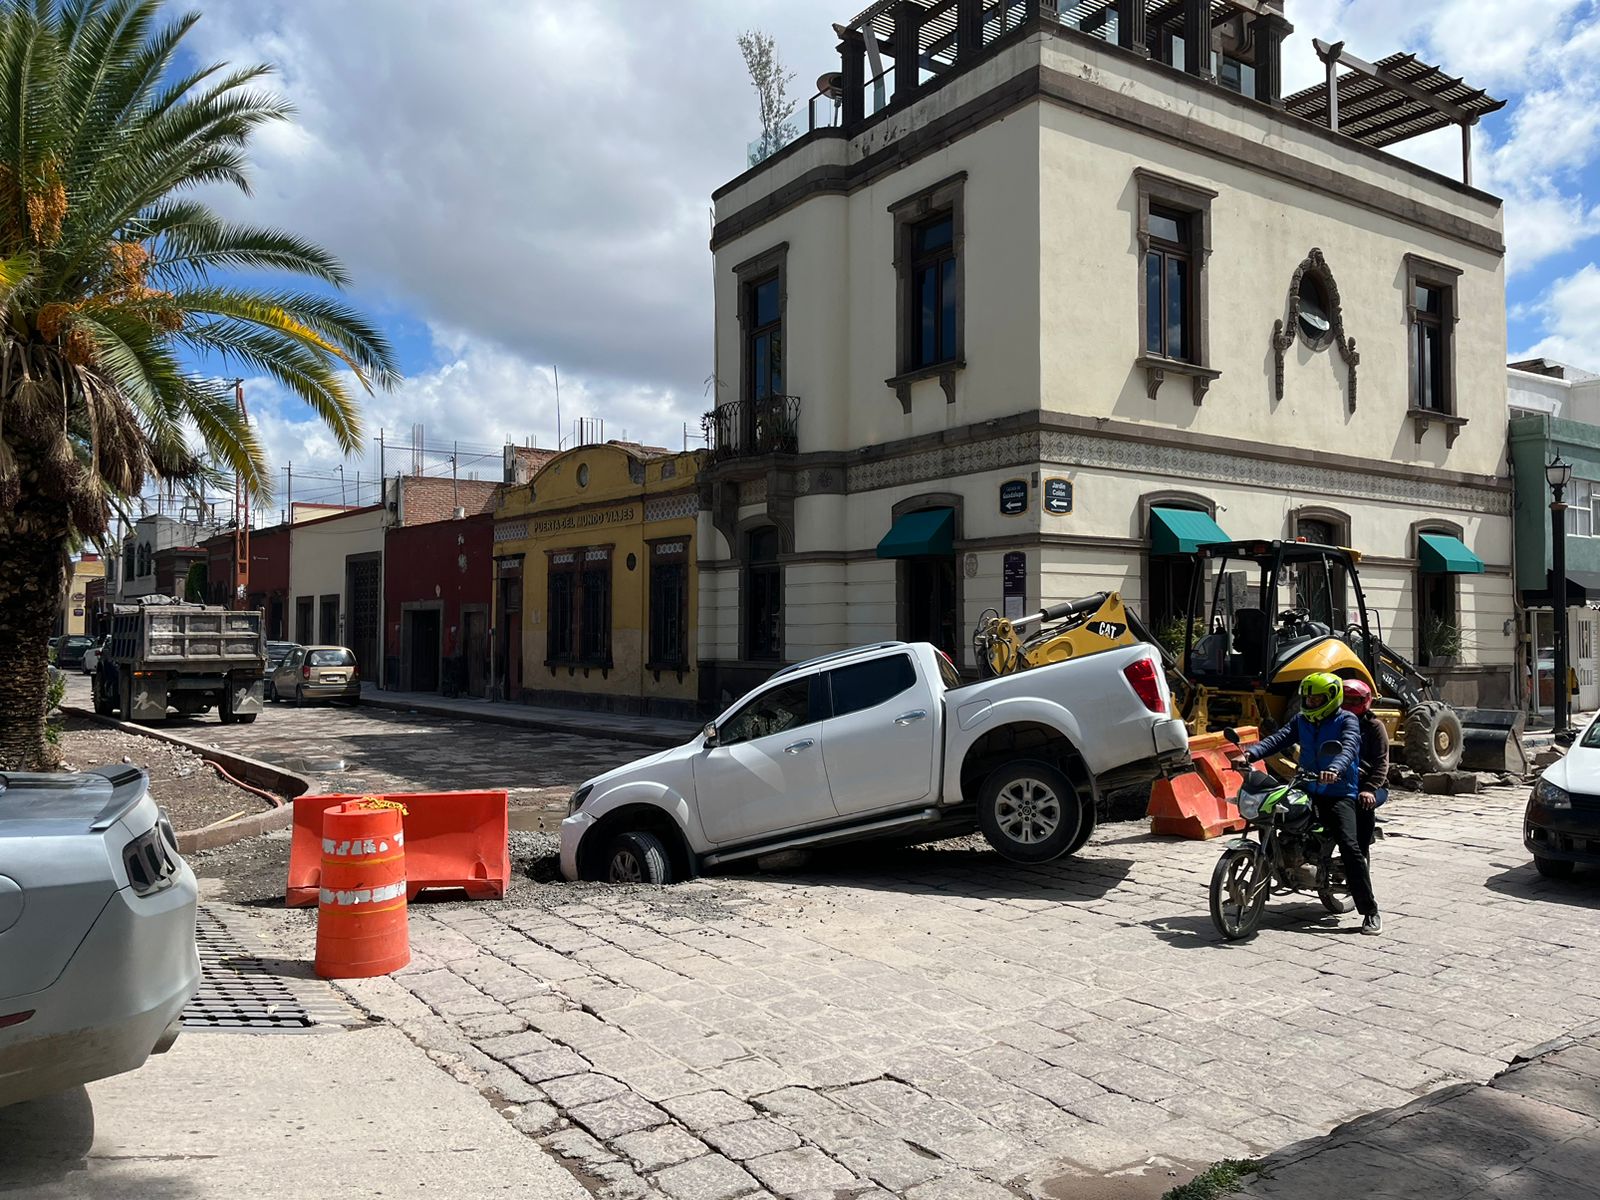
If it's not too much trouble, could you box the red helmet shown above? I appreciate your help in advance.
[1342,678,1374,714]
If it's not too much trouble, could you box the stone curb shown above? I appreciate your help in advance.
[65,705,311,853]
[356,693,687,749]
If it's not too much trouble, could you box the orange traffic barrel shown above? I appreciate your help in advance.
[314,798,410,979]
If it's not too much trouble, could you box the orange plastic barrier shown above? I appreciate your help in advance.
[315,799,410,979]
[286,789,509,908]
[1147,771,1247,840]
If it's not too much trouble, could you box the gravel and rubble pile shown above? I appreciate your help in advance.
[56,715,273,832]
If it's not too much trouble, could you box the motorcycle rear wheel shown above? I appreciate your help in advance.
[1316,848,1355,914]
[1210,846,1269,941]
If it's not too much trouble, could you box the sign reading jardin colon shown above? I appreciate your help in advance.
[531,506,637,535]
[1044,478,1073,515]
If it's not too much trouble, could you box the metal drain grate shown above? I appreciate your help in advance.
[183,907,316,1031]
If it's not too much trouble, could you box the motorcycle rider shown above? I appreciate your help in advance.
[1237,672,1382,935]
[1341,679,1389,861]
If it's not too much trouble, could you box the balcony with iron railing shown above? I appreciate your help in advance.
[702,395,801,463]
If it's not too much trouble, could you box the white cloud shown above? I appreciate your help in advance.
[1517,262,1600,370]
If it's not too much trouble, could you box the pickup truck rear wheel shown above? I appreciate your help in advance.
[605,831,673,885]
[978,759,1083,864]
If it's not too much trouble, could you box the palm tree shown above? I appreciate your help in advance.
[0,0,397,770]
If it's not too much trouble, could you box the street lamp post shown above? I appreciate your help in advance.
[1548,455,1574,741]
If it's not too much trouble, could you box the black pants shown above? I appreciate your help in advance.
[1316,795,1378,917]
[1357,803,1376,856]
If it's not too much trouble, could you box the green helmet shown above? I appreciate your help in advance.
[1299,672,1344,722]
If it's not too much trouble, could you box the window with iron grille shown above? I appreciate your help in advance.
[648,540,689,669]
[547,547,611,667]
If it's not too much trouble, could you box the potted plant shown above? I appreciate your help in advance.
[1422,615,1462,669]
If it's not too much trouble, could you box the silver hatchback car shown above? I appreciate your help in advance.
[0,765,200,1107]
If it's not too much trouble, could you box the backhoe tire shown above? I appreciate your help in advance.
[978,759,1083,864]
[1403,701,1463,774]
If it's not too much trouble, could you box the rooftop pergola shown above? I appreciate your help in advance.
[1284,40,1506,186]
[833,0,1294,120]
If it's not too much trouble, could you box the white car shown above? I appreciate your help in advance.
[81,636,104,675]
[1524,717,1600,879]
[0,765,200,1107]
[561,640,1188,883]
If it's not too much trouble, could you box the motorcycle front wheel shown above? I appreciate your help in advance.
[1316,847,1355,914]
[1210,846,1269,941]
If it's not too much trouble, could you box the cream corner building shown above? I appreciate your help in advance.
[698,0,1513,711]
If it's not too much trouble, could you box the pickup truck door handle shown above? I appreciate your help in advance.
[894,710,928,725]
[783,739,815,755]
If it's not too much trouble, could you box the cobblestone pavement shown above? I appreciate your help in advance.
[64,674,642,800]
[289,784,1600,1200]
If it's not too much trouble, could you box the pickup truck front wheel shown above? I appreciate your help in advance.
[978,759,1083,864]
[606,831,673,885]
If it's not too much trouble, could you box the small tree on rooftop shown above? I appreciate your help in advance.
[737,29,797,164]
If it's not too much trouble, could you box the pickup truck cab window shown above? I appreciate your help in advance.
[826,653,917,718]
[718,677,813,747]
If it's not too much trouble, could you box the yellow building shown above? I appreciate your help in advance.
[492,442,703,720]
[57,553,106,637]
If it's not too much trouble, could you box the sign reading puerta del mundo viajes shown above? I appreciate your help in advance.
[530,505,637,536]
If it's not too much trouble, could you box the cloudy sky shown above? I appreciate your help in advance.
[175,0,1600,513]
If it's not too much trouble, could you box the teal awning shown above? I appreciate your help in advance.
[877,508,955,559]
[1149,507,1229,556]
[1419,532,1484,574]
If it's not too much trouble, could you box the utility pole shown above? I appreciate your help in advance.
[286,462,293,522]
[554,365,562,450]
[378,428,385,491]
[232,379,250,609]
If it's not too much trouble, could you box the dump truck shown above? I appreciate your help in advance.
[92,597,266,724]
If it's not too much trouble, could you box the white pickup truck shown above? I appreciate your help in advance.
[560,640,1188,884]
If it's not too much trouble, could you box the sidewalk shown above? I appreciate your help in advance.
[359,683,699,748]
[1237,1027,1600,1199]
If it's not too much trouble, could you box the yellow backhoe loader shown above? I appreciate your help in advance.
[974,539,1517,779]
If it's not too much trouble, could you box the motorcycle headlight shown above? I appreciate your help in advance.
[568,784,594,815]
[1533,780,1572,810]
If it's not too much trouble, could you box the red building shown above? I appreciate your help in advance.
[201,522,292,639]
[382,511,494,695]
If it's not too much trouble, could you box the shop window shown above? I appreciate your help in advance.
[745,526,782,661]
[547,546,612,668]
[1416,528,1459,668]
[648,539,689,669]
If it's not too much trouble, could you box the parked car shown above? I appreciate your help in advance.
[0,765,200,1107]
[561,639,1188,884]
[80,635,106,675]
[52,634,95,671]
[270,645,361,706]
[262,641,299,701]
[1525,715,1600,878]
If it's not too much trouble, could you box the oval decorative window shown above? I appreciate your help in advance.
[1297,274,1333,349]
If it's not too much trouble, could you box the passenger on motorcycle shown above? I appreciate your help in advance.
[1237,672,1382,935]
[1341,679,1389,861]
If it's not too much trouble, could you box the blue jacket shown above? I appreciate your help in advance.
[1245,708,1361,801]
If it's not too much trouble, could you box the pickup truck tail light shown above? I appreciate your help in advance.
[1123,657,1166,714]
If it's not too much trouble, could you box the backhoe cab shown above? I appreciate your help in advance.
[1182,539,1463,773]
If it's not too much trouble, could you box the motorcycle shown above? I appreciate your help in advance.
[1208,730,1354,941]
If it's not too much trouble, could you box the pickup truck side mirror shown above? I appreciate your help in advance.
[702,722,719,748]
